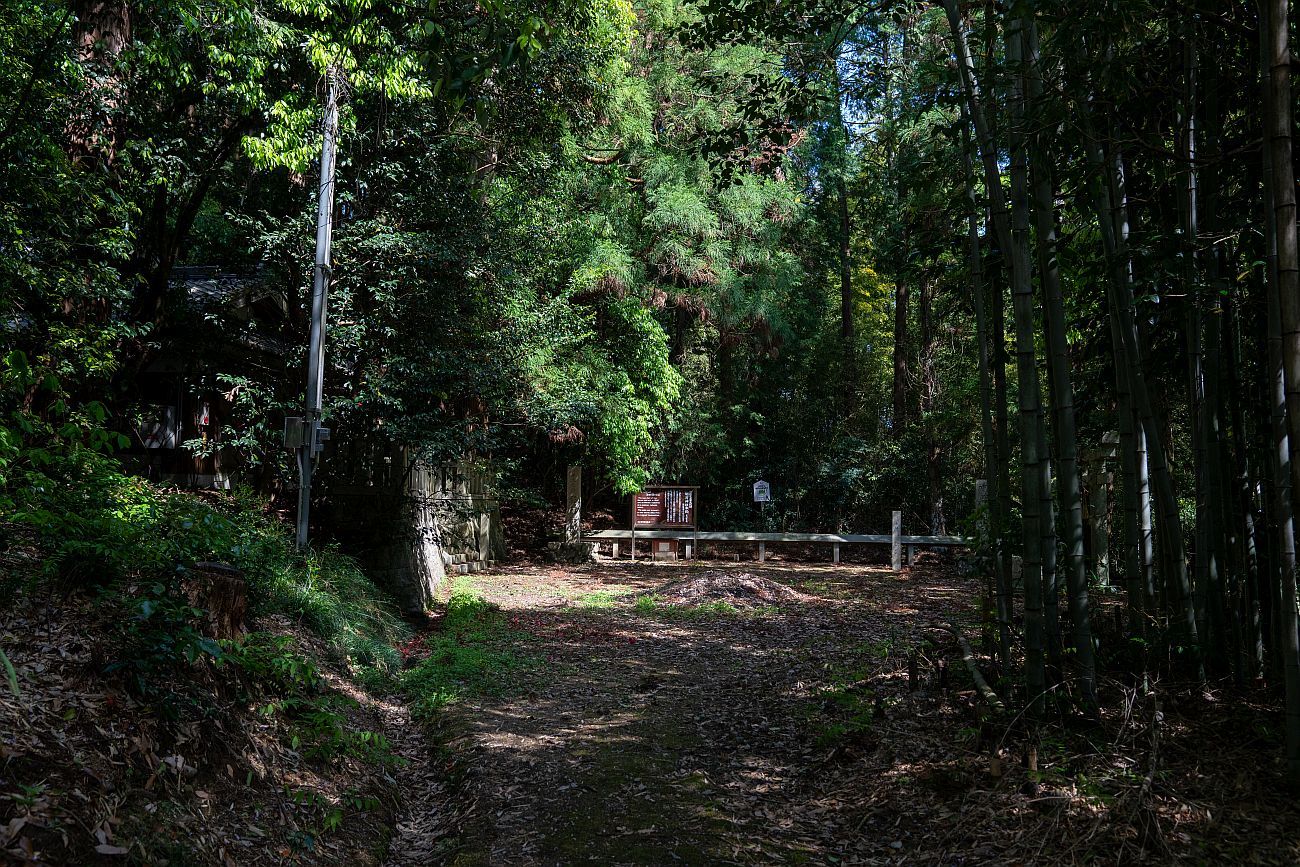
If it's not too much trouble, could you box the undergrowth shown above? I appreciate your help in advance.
[3,446,409,764]
[401,584,537,720]
[813,681,878,748]
[0,352,407,858]
[5,445,409,686]
[222,633,396,763]
[808,638,911,749]
[1,350,409,688]
[573,589,627,609]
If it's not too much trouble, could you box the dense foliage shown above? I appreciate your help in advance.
[4,0,1300,790]
[1,0,972,523]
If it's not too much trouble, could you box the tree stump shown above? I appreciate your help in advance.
[187,562,248,640]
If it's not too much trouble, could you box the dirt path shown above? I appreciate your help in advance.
[421,560,983,865]
[386,560,1300,866]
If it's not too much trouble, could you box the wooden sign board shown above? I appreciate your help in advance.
[631,486,698,529]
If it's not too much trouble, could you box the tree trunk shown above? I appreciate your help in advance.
[920,275,944,534]
[892,277,910,434]
[1260,0,1296,689]
[1026,18,1096,709]
[963,110,1013,666]
[990,217,1016,622]
[1222,288,1263,681]
[833,63,854,364]
[1007,13,1056,709]
[67,0,131,167]
[1067,29,1199,653]
[1106,151,1159,618]
[838,177,853,343]
[946,0,1045,707]
[942,0,1047,707]
[1225,296,1265,680]
[1198,62,1236,670]
[1201,278,1229,663]
[1181,6,1213,649]
[1262,0,1300,783]
[1101,127,1199,654]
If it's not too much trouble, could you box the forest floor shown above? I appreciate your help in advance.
[395,558,1300,867]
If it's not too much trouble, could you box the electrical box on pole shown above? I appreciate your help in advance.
[284,417,307,449]
[293,67,340,550]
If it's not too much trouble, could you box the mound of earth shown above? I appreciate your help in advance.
[651,571,811,608]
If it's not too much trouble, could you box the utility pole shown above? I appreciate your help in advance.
[291,67,339,549]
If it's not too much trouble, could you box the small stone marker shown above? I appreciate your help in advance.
[652,539,678,561]
[565,464,582,545]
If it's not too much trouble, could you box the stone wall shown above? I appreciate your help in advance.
[325,446,503,612]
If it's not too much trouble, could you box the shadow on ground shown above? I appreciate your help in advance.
[400,560,1300,867]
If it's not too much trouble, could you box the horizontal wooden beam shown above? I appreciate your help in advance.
[581,530,966,546]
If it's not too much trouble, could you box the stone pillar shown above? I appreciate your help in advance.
[385,452,446,612]
[1082,435,1117,589]
[975,479,989,536]
[892,511,903,572]
[565,464,582,545]
[1087,465,1112,588]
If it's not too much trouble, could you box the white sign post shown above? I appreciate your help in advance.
[753,480,770,503]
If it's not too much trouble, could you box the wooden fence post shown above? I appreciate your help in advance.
[892,511,903,572]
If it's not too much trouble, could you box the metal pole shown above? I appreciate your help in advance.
[296,67,340,550]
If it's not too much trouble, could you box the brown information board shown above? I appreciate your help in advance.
[631,486,698,529]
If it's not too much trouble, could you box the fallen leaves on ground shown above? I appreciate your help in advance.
[408,558,1300,866]
[0,599,400,866]
[649,571,813,608]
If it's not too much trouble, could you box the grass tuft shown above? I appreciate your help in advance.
[573,589,623,609]
[401,584,536,719]
[260,545,410,682]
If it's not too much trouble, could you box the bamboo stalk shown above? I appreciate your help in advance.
[945,622,1006,714]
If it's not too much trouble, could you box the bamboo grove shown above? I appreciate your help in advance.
[890,0,1300,781]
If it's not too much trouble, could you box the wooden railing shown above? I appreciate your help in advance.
[582,512,965,572]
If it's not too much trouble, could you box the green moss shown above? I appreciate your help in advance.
[572,588,632,609]
[536,716,728,865]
